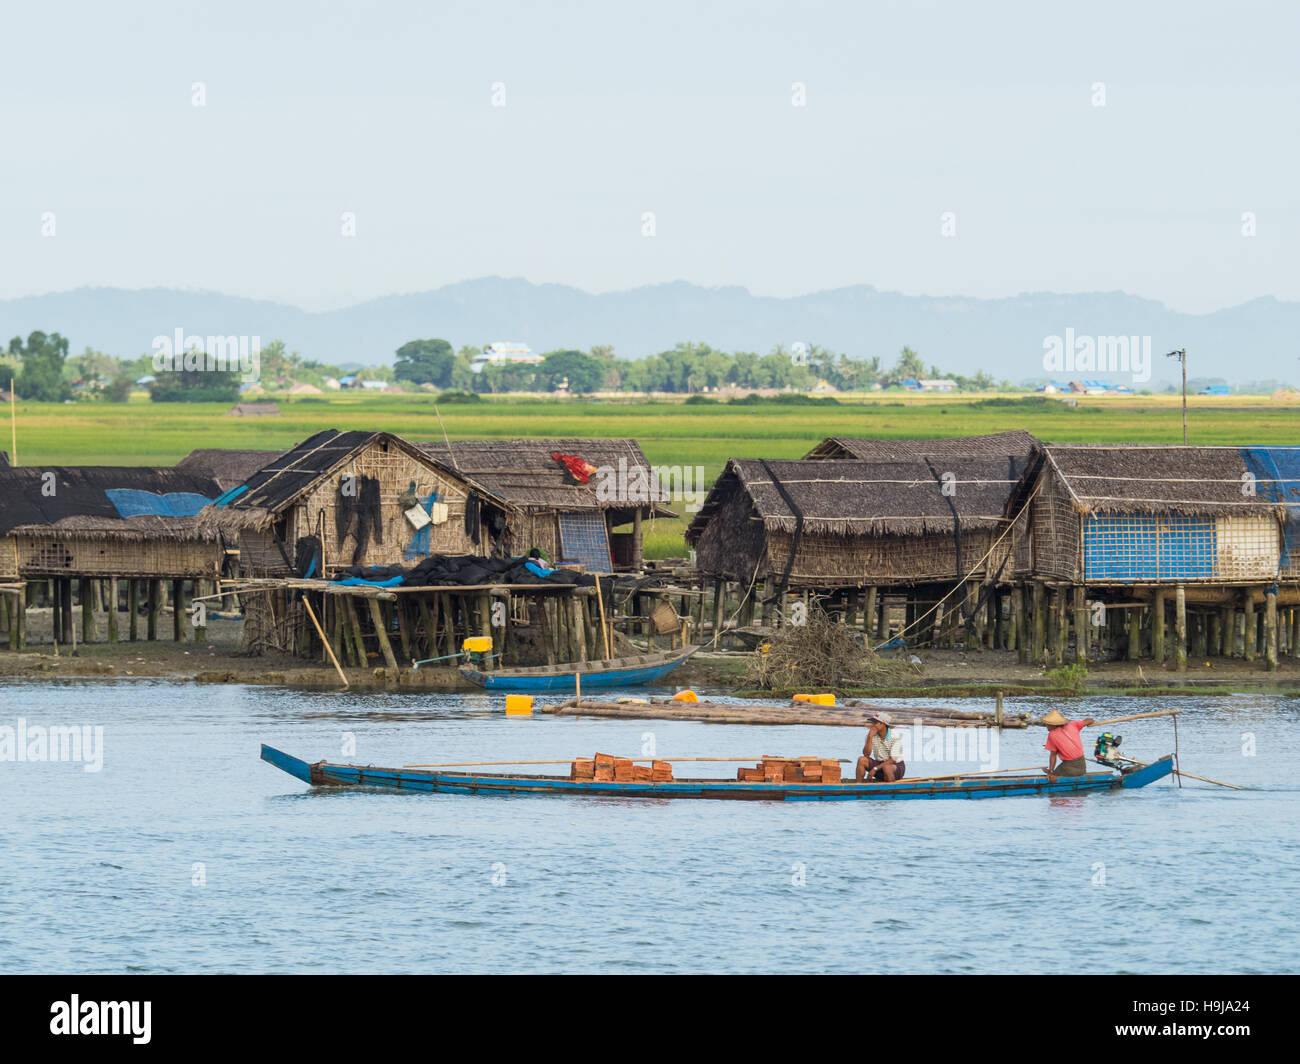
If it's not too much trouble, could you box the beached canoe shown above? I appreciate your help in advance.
[459,646,698,691]
[261,744,1175,801]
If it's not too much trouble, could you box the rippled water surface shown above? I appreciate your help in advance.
[1,681,1296,973]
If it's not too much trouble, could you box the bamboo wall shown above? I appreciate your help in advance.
[1028,473,1082,581]
[292,441,485,569]
[11,534,220,578]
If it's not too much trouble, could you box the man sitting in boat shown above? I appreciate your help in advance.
[856,712,906,782]
[1042,710,1096,780]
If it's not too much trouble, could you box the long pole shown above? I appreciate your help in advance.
[402,756,846,768]
[594,576,611,659]
[9,377,15,465]
[1029,708,1181,728]
[1125,756,1243,790]
[1181,348,1188,444]
[301,595,349,689]
[1091,709,1181,727]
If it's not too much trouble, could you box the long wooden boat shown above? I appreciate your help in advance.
[261,744,1175,801]
[459,645,698,691]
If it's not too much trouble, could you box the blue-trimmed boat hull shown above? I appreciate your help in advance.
[261,745,1175,801]
[459,646,697,691]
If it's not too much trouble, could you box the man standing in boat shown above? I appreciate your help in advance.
[1042,709,1096,781]
[856,712,906,783]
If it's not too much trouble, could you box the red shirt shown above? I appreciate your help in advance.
[1044,720,1085,761]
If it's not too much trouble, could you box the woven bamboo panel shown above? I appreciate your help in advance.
[14,534,219,578]
[0,536,17,579]
[1030,476,1081,581]
[1216,515,1281,581]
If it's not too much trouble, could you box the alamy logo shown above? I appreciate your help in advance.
[152,328,261,382]
[1042,329,1151,383]
[0,718,104,772]
[593,459,707,513]
[50,995,151,1044]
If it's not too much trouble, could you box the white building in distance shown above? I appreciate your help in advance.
[471,342,544,373]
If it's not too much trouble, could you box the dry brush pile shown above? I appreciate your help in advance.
[745,611,916,690]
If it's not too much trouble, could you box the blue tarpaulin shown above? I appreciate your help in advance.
[403,494,437,561]
[1241,447,1300,570]
[106,489,213,518]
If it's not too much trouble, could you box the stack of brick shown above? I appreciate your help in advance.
[571,753,673,782]
[737,757,841,783]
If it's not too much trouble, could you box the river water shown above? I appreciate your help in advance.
[1,681,1295,974]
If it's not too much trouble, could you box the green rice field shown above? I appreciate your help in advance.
[8,392,1298,558]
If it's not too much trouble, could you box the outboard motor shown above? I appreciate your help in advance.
[1094,732,1124,768]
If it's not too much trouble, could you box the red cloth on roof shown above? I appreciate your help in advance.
[552,453,598,484]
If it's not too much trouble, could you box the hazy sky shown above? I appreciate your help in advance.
[2,0,1297,312]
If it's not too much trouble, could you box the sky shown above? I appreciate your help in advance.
[1,0,1297,313]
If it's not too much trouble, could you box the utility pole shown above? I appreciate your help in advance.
[1166,349,1187,444]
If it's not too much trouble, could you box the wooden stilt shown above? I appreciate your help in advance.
[1072,586,1087,662]
[1127,604,1140,662]
[1152,588,1166,661]
[1265,588,1278,671]
[537,596,557,666]
[395,599,412,663]
[1031,582,1046,665]
[105,577,119,644]
[1054,588,1067,666]
[129,579,139,641]
[1243,596,1256,662]
[367,598,398,671]
[81,577,94,645]
[1175,584,1187,672]
[1012,584,1025,662]
[173,579,186,642]
[568,591,588,663]
[478,592,494,670]
[147,579,160,641]
[61,578,73,644]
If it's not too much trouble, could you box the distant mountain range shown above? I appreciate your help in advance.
[2,279,1297,388]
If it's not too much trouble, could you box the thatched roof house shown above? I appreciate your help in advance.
[176,448,282,492]
[804,430,1040,462]
[1013,444,1300,584]
[0,466,223,579]
[419,438,674,571]
[201,430,515,576]
[686,456,1026,589]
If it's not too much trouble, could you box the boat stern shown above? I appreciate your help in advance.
[1121,754,1175,789]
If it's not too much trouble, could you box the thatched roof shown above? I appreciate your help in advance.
[686,456,1026,542]
[1040,445,1294,516]
[199,429,504,532]
[418,438,675,516]
[176,448,282,492]
[0,466,222,540]
[805,431,1040,461]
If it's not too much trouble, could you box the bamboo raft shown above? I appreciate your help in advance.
[541,696,1029,728]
